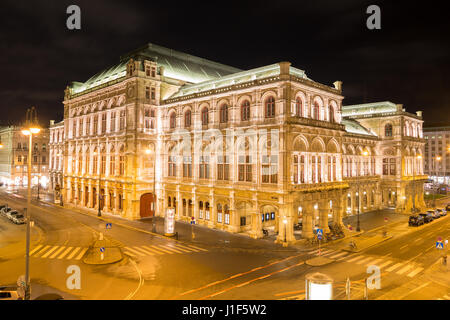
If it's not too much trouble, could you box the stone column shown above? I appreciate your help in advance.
[88,184,93,208]
[302,204,314,239]
[193,188,199,221]
[105,184,110,212]
[176,188,182,220]
[319,200,330,233]
[209,192,216,228]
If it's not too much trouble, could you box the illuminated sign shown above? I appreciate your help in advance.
[165,208,175,236]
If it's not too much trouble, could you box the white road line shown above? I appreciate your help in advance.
[396,264,415,275]
[57,247,73,260]
[172,245,195,253]
[41,246,60,258]
[75,248,88,260]
[185,244,208,252]
[142,245,165,255]
[443,295,450,300]
[123,250,137,257]
[399,244,408,250]
[125,247,146,256]
[386,262,404,272]
[365,258,383,267]
[133,247,155,256]
[159,245,184,254]
[66,247,81,260]
[49,246,66,259]
[29,245,43,256]
[407,267,424,278]
[356,257,374,265]
[329,252,348,259]
[32,245,51,257]
[152,245,175,254]
[281,294,306,300]
[347,255,366,263]
[378,260,393,269]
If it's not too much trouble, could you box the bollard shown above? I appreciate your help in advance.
[443,255,447,266]
[175,232,178,240]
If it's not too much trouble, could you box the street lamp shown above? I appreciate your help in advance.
[433,156,441,208]
[93,150,102,217]
[146,147,157,232]
[356,150,369,232]
[283,218,287,243]
[21,106,41,300]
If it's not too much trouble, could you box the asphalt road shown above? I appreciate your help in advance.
[1,188,449,300]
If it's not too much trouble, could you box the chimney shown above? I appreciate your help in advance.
[333,81,343,92]
[416,111,423,118]
[279,61,291,76]
[159,66,164,76]
[50,120,55,126]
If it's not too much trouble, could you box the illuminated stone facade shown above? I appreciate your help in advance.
[60,43,426,242]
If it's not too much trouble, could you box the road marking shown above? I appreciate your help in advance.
[29,245,44,256]
[158,245,184,254]
[141,245,165,255]
[41,246,60,258]
[175,243,201,252]
[401,281,431,298]
[49,246,66,259]
[329,252,348,259]
[280,293,306,300]
[347,255,366,263]
[123,250,136,257]
[185,244,208,252]
[396,264,415,275]
[386,262,404,272]
[320,250,334,256]
[125,247,146,257]
[378,260,393,269]
[66,247,81,260]
[57,247,74,259]
[171,245,195,253]
[75,248,88,260]
[365,258,383,266]
[274,290,304,297]
[399,244,408,250]
[356,257,374,265]
[32,245,51,257]
[443,295,450,300]
[414,238,423,242]
[132,247,155,256]
[153,245,175,254]
[407,267,424,278]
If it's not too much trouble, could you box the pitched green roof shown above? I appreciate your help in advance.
[342,101,398,117]
[342,119,377,137]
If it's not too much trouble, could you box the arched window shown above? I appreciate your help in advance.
[201,107,208,125]
[184,109,191,128]
[329,105,335,123]
[313,102,320,120]
[265,97,275,118]
[385,124,393,137]
[199,201,204,219]
[295,98,302,117]
[241,100,250,121]
[169,112,176,129]
[217,204,223,223]
[220,104,228,123]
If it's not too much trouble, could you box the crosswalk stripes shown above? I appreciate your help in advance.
[122,243,208,258]
[406,267,423,278]
[386,262,404,272]
[356,257,374,265]
[396,264,414,275]
[279,293,305,300]
[30,245,88,260]
[437,295,450,300]
[328,252,348,259]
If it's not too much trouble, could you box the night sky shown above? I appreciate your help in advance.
[1,0,449,127]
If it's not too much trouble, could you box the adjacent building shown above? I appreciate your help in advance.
[423,126,450,184]
[0,126,50,188]
[60,42,426,242]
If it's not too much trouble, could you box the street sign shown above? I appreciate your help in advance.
[317,234,323,241]
[316,229,323,236]
[164,208,175,236]
[17,275,26,288]
[384,217,388,222]
[436,241,444,249]
[437,236,442,241]
[106,223,112,229]
[100,247,105,253]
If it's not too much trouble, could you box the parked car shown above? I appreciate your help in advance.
[12,214,25,224]
[419,212,434,223]
[1,206,12,216]
[408,215,424,226]
[428,209,441,219]
[436,208,447,217]
[445,203,450,212]
[6,210,19,221]
[0,287,19,300]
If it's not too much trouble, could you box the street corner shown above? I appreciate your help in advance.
[305,256,334,267]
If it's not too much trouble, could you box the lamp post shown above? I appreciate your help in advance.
[433,156,441,208]
[21,106,41,300]
[356,150,369,232]
[146,147,157,232]
[94,149,102,217]
[283,218,287,244]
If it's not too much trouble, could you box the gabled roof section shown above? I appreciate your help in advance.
[342,119,377,137]
[168,64,309,99]
[121,43,242,83]
[341,101,398,117]
[70,43,242,95]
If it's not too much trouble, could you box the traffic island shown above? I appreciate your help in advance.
[306,256,334,267]
[83,239,123,265]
